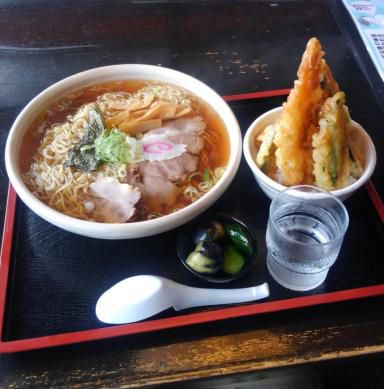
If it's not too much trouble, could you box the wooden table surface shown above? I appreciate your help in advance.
[0,1,383,387]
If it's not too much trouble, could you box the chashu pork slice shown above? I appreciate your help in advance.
[144,116,205,155]
[124,167,182,213]
[137,153,198,183]
[123,116,205,214]
[140,175,181,212]
[89,176,141,223]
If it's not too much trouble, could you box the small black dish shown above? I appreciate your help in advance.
[177,213,258,283]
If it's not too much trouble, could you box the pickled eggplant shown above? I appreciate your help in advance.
[186,240,223,274]
[178,214,257,281]
[192,220,225,245]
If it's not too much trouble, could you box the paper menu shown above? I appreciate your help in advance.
[342,0,384,81]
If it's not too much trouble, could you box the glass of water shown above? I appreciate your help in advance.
[266,185,349,291]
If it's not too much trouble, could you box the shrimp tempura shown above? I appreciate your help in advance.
[274,38,338,185]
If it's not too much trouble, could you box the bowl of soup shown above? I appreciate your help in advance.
[5,65,242,239]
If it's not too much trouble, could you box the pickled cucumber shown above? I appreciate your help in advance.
[223,245,245,274]
[224,224,254,256]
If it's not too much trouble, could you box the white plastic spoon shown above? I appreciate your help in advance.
[95,275,269,324]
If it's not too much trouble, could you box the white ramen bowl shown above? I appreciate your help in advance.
[243,107,376,201]
[5,65,242,239]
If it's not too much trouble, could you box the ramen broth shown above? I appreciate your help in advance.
[21,80,230,222]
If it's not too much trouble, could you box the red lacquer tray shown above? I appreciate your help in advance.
[1,90,383,353]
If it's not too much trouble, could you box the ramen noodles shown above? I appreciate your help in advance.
[22,81,229,223]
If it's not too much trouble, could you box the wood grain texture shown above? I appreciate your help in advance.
[0,0,384,387]
[1,298,384,387]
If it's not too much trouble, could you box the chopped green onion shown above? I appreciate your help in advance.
[203,168,210,181]
[94,129,140,164]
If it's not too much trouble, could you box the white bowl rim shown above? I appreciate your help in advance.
[5,64,242,237]
[243,106,377,198]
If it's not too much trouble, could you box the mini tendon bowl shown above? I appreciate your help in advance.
[243,107,376,201]
[5,65,242,239]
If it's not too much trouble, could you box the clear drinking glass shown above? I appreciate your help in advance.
[266,185,349,291]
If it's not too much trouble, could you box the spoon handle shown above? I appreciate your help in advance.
[172,282,269,311]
